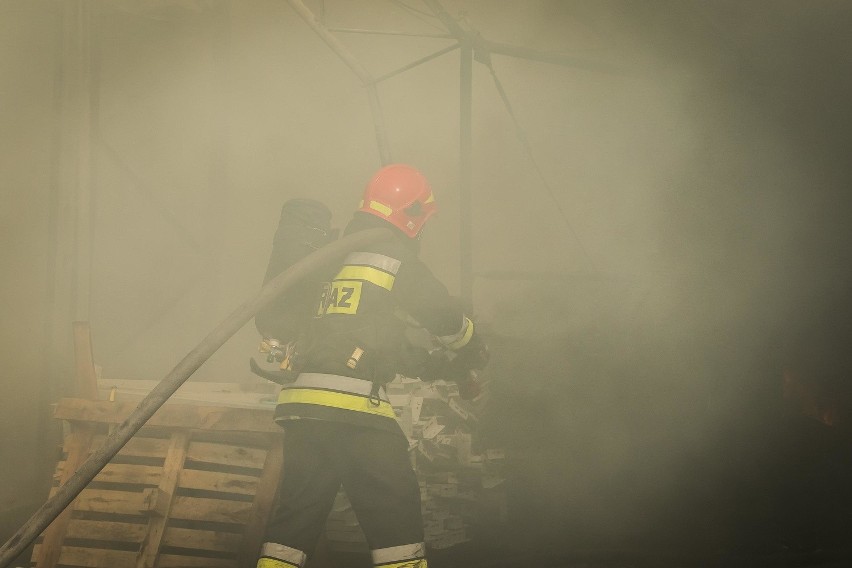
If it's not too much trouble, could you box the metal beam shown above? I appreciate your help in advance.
[285,0,392,164]
[371,42,459,85]
[479,37,626,75]
[327,27,453,39]
[421,0,467,38]
[423,0,624,74]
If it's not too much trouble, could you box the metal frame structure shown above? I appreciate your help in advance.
[49,0,623,362]
[286,0,622,307]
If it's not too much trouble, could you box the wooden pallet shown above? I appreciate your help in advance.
[32,398,283,568]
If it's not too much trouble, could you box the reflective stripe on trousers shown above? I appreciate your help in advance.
[256,542,306,568]
[372,542,428,567]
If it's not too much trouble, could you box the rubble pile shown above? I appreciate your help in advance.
[324,377,506,552]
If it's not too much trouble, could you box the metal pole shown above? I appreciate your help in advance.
[459,42,473,309]
[0,228,394,568]
[420,0,475,308]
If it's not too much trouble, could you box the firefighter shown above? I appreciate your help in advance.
[256,164,488,568]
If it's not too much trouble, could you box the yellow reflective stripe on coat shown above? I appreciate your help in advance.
[277,388,396,419]
[334,265,395,290]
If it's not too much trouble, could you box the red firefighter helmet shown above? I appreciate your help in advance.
[358,164,437,238]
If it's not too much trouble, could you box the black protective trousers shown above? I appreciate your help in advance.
[264,419,424,557]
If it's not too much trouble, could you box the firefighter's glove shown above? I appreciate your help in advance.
[452,334,490,373]
[457,372,482,401]
[416,348,451,381]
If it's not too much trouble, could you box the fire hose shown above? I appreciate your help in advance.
[0,227,393,568]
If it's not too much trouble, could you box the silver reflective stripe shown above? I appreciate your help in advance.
[437,316,471,347]
[260,542,306,567]
[345,251,401,274]
[371,542,426,565]
[289,373,390,403]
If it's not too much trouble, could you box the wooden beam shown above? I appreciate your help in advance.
[53,398,279,433]
[136,431,190,568]
[239,436,284,566]
[72,322,99,400]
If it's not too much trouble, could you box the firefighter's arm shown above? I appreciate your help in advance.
[394,260,489,397]
[436,317,489,370]
[437,321,489,399]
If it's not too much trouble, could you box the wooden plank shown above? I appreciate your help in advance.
[94,378,277,409]
[54,398,279,433]
[35,424,96,568]
[60,463,258,495]
[179,469,259,496]
[91,435,170,459]
[74,488,148,516]
[137,431,190,568]
[65,519,147,543]
[62,462,162,486]
[186,441,267,469]
[35,545,238,568]
[191,429,280,449]
[170,496,253,525]
[72,322,100,400]
[161,527,241,553]
[240,436,284,567]
[98,463,162,485]
[158,554,237,568]
[34,545,137,568]
[141,488,172,518]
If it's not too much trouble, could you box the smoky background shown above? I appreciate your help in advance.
[3,0,852,562]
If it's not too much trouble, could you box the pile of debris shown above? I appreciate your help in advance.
[325,378,506,552]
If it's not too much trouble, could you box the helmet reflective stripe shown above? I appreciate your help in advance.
[258,543,306,568]
[371,542,427,567]
[368,200,393,217]
[438,317,474,350]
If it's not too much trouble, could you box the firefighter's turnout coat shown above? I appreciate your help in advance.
[273,212,477,435]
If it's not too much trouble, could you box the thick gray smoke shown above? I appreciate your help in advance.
[3,0,852,562]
